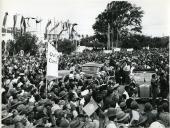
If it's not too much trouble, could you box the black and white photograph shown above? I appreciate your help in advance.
[0,0,170,127]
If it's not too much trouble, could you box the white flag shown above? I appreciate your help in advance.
[47,42,59,80]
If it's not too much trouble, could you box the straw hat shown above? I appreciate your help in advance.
[115,110,129,122]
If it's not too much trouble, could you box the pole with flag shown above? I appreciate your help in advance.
[2,12,8,57]
[45,20,51,40]
[3,12,8,28]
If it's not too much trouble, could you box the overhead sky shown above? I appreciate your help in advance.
[0,0,170,37]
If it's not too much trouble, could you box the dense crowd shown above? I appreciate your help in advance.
[1,48,169,128]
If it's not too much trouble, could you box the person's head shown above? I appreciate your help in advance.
[105,108,117,121]
[115,110,130,124]
[152,74,156,79]
[160,72,165,78]
[131,100,138,110]
[120,102,127,111]
[144,102,153,112]
[162,102,169,112]
[124,86,130,92]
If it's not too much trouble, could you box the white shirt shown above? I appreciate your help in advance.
[123,91,129,100]
[123,65,131,72]
[106,121,117,128]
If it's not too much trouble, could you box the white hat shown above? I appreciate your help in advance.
[81,90,89,96]
[69,74,74,80]
[17,82,23,88]
[149,121,165,128]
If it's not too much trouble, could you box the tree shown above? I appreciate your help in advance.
[7,32,38,55]
[57,39,76,54]
[80,35,105,48]
[121,34,169,49]
[93,1,144,47]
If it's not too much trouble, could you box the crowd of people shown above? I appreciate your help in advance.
[1,47,169,128]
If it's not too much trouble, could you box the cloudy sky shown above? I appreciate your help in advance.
[1,0,170,37]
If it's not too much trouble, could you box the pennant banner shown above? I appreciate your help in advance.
[70,23,78,39]
[20,16,24,34]
[45,20,51,39]
[47,42,59,80]
[13,15,17,29]
[3,12,8,27]
[49,22,60,33]
[127,48,133,52]
[36,19,42,24]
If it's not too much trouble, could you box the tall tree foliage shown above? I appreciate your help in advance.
[57,39,76,54]
[93,1,144,45]
[7,32,38,55]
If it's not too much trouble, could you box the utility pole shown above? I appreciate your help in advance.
[107,23,111,50]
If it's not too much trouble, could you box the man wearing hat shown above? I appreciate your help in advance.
[105,108,118,128]
[70,119,85,128]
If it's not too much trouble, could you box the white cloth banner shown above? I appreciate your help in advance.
[47,42,59,79]
[127,48,133,52]
[114,48,121,52]
[103,50,112,53]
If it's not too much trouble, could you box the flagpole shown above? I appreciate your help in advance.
[54,17,56,39]
[46,77,48,98]
[46,42,48,99]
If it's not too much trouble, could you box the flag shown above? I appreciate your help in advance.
[46,42,59,80]
[13,15,17,33]
[23,18,26,33]
[3,12,8,27]
[83,97,99,116]
[49,22,60,33]
[46,20,51,29]
[20,16,27,34]
[70,23,78,39]
[45,20,51,39]
[36,19,42,24]
[72,23,78,26]
[20,16,24,34]
[62,22,66,30]
[24,18,30,27]
[13,15,17,28]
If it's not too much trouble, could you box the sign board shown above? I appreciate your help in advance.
[83,97,98,116]
[103,50,112,54]
[20,50,24,56]
[127,48,133,52]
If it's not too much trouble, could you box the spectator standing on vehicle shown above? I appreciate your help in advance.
[159,72,168,99]
[151,74,159,108]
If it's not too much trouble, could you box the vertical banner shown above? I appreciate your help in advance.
[44,20,51,39]
[13,15,17,34]
[3,12,8,27]
[47,42,59,80]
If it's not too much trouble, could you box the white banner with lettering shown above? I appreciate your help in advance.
[127,48,133,52]
[47,42,59,79]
